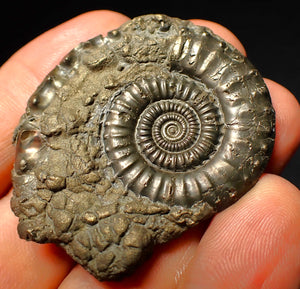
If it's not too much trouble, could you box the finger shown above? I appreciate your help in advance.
[57,224,207,289]
[264,79,300,174]
[190,19,246,55]
[193,20,300,174]
[0,10,130,197]
[0,191,74,288]
[179,174,300,289]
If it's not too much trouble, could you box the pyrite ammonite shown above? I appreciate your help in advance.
[11,14,275,280]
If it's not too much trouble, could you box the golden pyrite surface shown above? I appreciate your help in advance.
[11,14,275,281]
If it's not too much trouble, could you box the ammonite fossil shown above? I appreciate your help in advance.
[11,14,275,281]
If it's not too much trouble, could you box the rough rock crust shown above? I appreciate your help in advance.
[11,14,275,281]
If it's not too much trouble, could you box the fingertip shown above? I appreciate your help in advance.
[0,10,130,198]
[187,20,299,174]
[10,10,130,80]
[58,265,102,289]
[241,174,300,224]
[264,78,300,173]
[68,10,130,37]
[181,174,300,289]
[190,19,246,55]
[0,191,74,288]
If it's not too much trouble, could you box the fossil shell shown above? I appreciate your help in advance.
[11,14,275,280]
[103,75,224,207]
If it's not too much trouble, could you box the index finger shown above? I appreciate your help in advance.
[189,19,300,174]
[0,10,130,197]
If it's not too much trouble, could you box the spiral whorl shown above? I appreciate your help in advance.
[103,75,223,206]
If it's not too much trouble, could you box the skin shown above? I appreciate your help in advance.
[0,10,299,289]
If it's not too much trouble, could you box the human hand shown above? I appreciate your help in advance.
[0,10,299,289]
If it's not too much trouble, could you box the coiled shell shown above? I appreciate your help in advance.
[103,75,223,207]
[11,14,275,280]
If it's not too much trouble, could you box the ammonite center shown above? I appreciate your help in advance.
[136,99,202,171]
